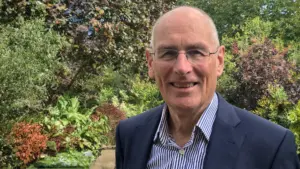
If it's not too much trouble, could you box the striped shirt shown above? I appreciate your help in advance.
[146,93,218,169]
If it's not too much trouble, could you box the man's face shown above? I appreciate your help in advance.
[146,10,225,113]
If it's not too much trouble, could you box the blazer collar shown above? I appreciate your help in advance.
[127,104,163,169]
[127,94,246,169]
[203,94,246,169]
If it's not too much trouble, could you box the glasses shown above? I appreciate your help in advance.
[151,46,220,64]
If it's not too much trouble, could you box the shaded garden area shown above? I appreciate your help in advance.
[0,0,299,168]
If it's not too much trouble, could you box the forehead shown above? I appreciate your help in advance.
[153,10,215,50]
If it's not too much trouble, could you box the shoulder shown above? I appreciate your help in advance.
[117,104,164,133]
[217,95,299,167]
[234,105,287,135]
[217,94,289,145]
[232,105,291,150]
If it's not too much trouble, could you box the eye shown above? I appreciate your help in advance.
[159,50,178,60]
[187,49,206,57]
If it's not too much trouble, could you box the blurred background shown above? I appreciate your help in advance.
[0,0,299,168]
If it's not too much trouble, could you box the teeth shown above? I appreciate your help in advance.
[173,83,195,88]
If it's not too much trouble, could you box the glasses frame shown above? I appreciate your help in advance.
[149,46,220,64]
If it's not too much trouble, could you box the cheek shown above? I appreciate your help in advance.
[195,63,217,84]
[153,63,170,78]
[153,64,172,90]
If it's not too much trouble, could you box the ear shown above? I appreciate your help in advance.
[146,48,154,79]
[216,45,225,77]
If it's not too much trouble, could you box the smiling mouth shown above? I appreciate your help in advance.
[171,82,198,88]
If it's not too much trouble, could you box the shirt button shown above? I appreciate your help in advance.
[179,149,185,155]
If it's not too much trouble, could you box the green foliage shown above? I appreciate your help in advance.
[0,137,21,169]
[219,17,300,110]
[182,0,300,43]
[1,0,298,167]
[42,0,177,93]
[265,1,300,43]
[98,87,116,105]
[0,17,67,120]
[222,17,274,53]
[42,96,110,156]
[0,0,47,23]
[116,76,163,117]
[217,53,239,102]
[254,84,292,128]
[28,150,94,168]
[93,68,163,117]
[178,0,264,37]
[288,101,300,154]
[288,43,300,65]
[80,67,128,107]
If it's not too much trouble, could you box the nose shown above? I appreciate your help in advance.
[174,52,192,76]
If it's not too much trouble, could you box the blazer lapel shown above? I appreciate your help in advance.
[203,95,246,169]
[127,105,163,169]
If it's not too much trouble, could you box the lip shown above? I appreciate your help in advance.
[170,82,198,89]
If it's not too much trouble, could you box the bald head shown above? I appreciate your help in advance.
[150,6,219,49]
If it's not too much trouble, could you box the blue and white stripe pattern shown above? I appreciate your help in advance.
[147,93,218,169]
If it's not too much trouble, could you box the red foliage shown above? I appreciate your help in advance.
[7,122,48,164]
[95,103,126,125]
[234,39,299,110]
[93,103,126,144]
[63,124,76,134]
[231,41,239,55]
[48,135,65,152]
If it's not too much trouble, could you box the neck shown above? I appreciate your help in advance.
[166,95,214,147]
[168,105,206,133]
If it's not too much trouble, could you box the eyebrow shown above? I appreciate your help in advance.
[156,43,208,51]
[185,43,208,50]
[156,45,178,51]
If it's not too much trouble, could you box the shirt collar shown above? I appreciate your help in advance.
[153,93,218,143]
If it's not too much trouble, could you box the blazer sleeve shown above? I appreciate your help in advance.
[115,123,124,169]
[271,130,300,169]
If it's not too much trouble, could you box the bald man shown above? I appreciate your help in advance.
[115,6,300,169]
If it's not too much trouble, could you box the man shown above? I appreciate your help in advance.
[115,6,300,169]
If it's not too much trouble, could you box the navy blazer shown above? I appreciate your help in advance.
[115,94,300,169]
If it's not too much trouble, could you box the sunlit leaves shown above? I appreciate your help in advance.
[0,18,68,119]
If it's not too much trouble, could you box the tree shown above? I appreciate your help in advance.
[0,18,67,121]
[178,0,300,43]
[43,0,176,103]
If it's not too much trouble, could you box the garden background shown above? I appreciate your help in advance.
[0,0,299,168]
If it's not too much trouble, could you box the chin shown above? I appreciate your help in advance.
[168,98,200,111]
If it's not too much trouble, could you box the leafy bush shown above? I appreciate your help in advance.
[219,17,300,110]
[254,84,292,128]
[218,17,300,155]
[226,17,274,52]
[7,122,48,165]
[94,103,126,144]
[42,96,110,156]
[43,0,176,74]
[94,71,163,118]
[32,1,177,106]
[183,0,300,43]
[114,76,163,117]
[0,0,47,23]
[288,101,300,154]
[217,53,239,103]
[0,17,67,120]
[78,66,128,108]
[0,137,20,168]
[28,150,94,168]
[288,43,300,65]
[234,39,295,110]
[254,85,300,154]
